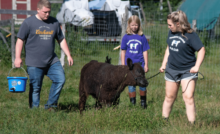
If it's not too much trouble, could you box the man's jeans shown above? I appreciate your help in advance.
[27,61,65,109]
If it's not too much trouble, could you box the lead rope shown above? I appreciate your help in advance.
[146,71,161,80]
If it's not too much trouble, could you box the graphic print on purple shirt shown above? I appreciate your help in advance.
[121,34,150,68]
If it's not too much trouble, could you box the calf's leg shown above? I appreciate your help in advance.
[95,100,102,109]
[112,95,120,106]
[79,90,87,114]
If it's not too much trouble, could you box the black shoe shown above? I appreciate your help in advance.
[188,121,195,126]
[163,117,169,122]
[140,96,147,109]
[47,107,58,112]
[130,97,136,105]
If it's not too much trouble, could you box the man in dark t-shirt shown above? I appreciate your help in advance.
[14,0,73,111]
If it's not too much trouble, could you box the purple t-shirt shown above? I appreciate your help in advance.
[121,34,150,68]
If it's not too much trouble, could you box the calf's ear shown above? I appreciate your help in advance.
[127,58,133,70]
[105,56,111,64]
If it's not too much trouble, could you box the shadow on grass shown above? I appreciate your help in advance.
[58,102,79,113]
[58,102,97,113]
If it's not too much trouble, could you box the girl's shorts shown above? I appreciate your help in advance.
[165,65,198,82]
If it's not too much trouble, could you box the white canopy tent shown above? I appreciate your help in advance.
[100,0,132,25]
[56,0,94,27]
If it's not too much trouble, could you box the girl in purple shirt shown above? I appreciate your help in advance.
[121,15,150,108]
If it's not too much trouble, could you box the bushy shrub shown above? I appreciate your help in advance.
[0,43,12,67]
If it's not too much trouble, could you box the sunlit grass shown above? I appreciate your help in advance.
[1,42,220,133]
[1,16,220,133]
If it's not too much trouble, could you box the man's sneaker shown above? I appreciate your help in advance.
[47,107,58,112]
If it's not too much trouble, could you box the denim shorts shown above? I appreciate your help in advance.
[165,65,198,82]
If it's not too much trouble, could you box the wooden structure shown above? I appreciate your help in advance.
[0,0,38,24]
[118,6,129,65]
[0,9,36,67]
[0,19,15,67]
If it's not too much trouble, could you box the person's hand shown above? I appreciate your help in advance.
[159,66,166,73]
[67,56,73,66]
[190,66,199,73]
[14,58,22,68]
[144,65,149,73]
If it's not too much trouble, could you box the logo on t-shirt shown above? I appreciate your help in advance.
[169,36,185,52]
[36,26,54,40]
[127,39,141,54]
[36,30,54,35]
[171,40,180,47]
[130,43,138,49]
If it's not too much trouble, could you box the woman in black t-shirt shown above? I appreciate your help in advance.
[159,10,205,124]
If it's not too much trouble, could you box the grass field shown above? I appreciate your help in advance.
[1,36,220,133]
[1,8,220,132]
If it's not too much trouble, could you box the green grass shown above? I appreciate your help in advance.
[1,20,220,133]
[1,43,220,133]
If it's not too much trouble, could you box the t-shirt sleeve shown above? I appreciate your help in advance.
[55,22,64,41]
[121,35,127,50]
[166,30,171,44]
[142,35,150,51]
[189,32,204,51]
[17,21,29,40]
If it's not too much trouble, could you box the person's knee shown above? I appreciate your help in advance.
[29,79,42,92]
[128,86,136,93]
[139,86,146,91]
[54,72,65,84]
[183,95,194,105]
[165,94,176,103]
[59,76,65,85]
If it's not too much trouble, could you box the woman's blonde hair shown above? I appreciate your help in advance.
[37,0,51,9]
[167,10,193,38]
[126,15,143,35]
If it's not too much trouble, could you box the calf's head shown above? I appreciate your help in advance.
[127,58,149,87]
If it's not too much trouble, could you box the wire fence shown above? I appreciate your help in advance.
[56,10,220,95]
[0,3,220,95]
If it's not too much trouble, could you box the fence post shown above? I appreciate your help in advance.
[192,20,197,32]
[0,32,10,52]
[60,23,66,68]
[11,19,15,68]
[118,6,128,65]
[167,0,172,13]
[139,2,146,25]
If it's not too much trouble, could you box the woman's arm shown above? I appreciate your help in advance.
[160,46,169,72]
[190,47,205,73]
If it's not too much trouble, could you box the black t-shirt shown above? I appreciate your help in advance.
[17,15,64,67]
[166,30,204,70]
